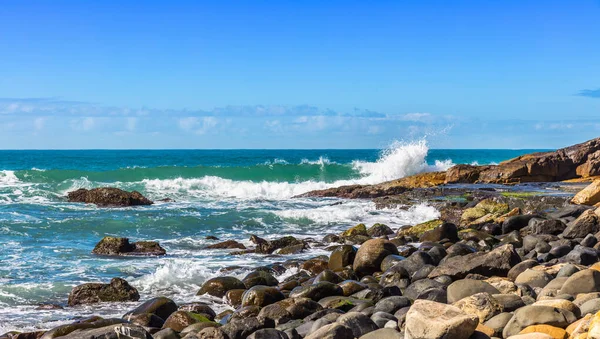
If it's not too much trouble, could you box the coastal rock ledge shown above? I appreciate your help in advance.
[300,136,600,199]
[67,187,153,207]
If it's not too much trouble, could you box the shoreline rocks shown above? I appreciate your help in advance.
[92,236,166,256]
[68,278,140,306]
[67,187,153,206]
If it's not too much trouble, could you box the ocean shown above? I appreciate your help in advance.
[0,141,545,331]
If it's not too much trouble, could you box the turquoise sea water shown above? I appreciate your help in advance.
[0,143,546,331]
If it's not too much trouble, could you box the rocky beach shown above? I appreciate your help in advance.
[4,139,600,339]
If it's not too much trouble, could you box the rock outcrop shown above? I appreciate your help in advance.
[92,237,166,256]
[67,278,140,306]
[300,137,600,199]
[67,187,153,207]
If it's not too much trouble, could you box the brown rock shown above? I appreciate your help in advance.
[572,180,600,206]
[67,187,153,206]
[67,278,139,306]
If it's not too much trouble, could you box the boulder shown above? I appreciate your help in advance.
[220,316,275,339]
[514,269,553,289]
[404,300,479,339]
[289,282,344,301]
[328,245,357,271]
[572,180,600,205]
[353,239,399,277]
[247,329,289,339]
[502,305,577,337]
[162,311,213,332]
[92,237,166,256]
[241,285,285,307]
[452,292,502,322]
[342,224,369,237]
[304,323,354,339]
[197,277,246,298]
[560,269,600,296]
[206,240,246,250]
[67,187,153,206]
[447,280,500,304]
[429,244,521,279]
[368,223,394,237]
[562,209,600,239]
[68,278,139,306]
[359,328,403,339]
[123,297,178,321]
[336,312,379,337]
[45,323,152,339]
[419,222,459,243]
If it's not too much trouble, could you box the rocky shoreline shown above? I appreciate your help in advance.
[5,138,600,339]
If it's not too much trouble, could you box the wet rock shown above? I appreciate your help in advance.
[39,318,131,339]
[301,258,329,275]
[197,277,246,298]
[319,296,371,312]
[503,215,538,234]
[241,285,285,307]
[341,223,369,238]
[67,187,153,206]
[290,282,344,301]
[314,270,343,284]
[404,300,479,339]
[429,244,521,279]
[368,223,394,237]
[353,239,399,278]
[50,323,152,339]
[68,278,139,306]
[396,251,434,276]
[178,302,216,320]
[379,255,406,272]
[328,245,357,271]
[419,222,459,242]
[163,311,214,332]
[220,317,275,339]
[206,240,246,250]
[124,297,178,321]
[242,270,278,288]
[92,237,166,256]
[127,313,165,327]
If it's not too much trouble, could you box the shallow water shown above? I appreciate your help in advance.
[0,142,545,331]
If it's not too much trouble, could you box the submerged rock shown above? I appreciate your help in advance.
[67,187,153,206]
[68,278,139,306]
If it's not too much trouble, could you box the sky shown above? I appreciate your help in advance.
[0,0,599,149]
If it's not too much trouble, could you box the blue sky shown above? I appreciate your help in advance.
[1,0,599,149]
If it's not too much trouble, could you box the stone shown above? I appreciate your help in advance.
[304,323,353,339]
[396,251,434,276]
[484,312,515,337]
[429,244,521,279]
[179,302,216,320]
[289,282,343,301]
[45,323,152,339]
[353,239,399,277]
[68,278,139,306]
[242,270,278,288]
[504,215,539,234]
[196,327,228,339]
[397,219,444,238]
[358,328,403,339]
[92,237,166,256]
[528,218,567,235]
[447,279,500,304]
[508,260,540,281]
[368,223,394,237]
[370,311,397,328]
[502,305,577,337]
[560,269,600,296]
[206,240,246,250]
[328,245,357,271]
[319,296,371,312]
[519,325,568,339]
[515,269,553,289]
[220,317,275,339]
[67,187,153,206]
[374,296,410,314]
[123,296,178,321]
[197,277,246,298]
[572,180,600,206]
[404,279,445,301]
[241,285,285,307]
[564,245,599,265]
[247,329,290,339]
[533,299,581,318]
[336,312,379,337]
[562,210,600,239]
[419,222,459,243]
[453,292,502,322]
[404,300,479,339]
[162,311,213,332]
[579,298,600,316]
[492,294,525,312]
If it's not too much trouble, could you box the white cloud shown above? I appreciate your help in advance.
[400,112,432,122]
[70,117,95,131]
[33,117,46,131]
[178,116,218,135]
[125,117,137,132]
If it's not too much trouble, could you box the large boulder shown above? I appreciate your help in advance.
[562,209,600,238]
[404,300,479,339]
[68,278,139,306]
[123,297,178,321]
[92,237,166,256]
[429,244,521,279]
[328,245,357,271]
[502,305,577,337]
[572,180,600,205]
[67,187,153,206]
[560,269,600,296]
[353,239,399,277]
[197,277,246,298]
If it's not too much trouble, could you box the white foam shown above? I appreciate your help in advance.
[0,170,21,186]
[300,156,334,166]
